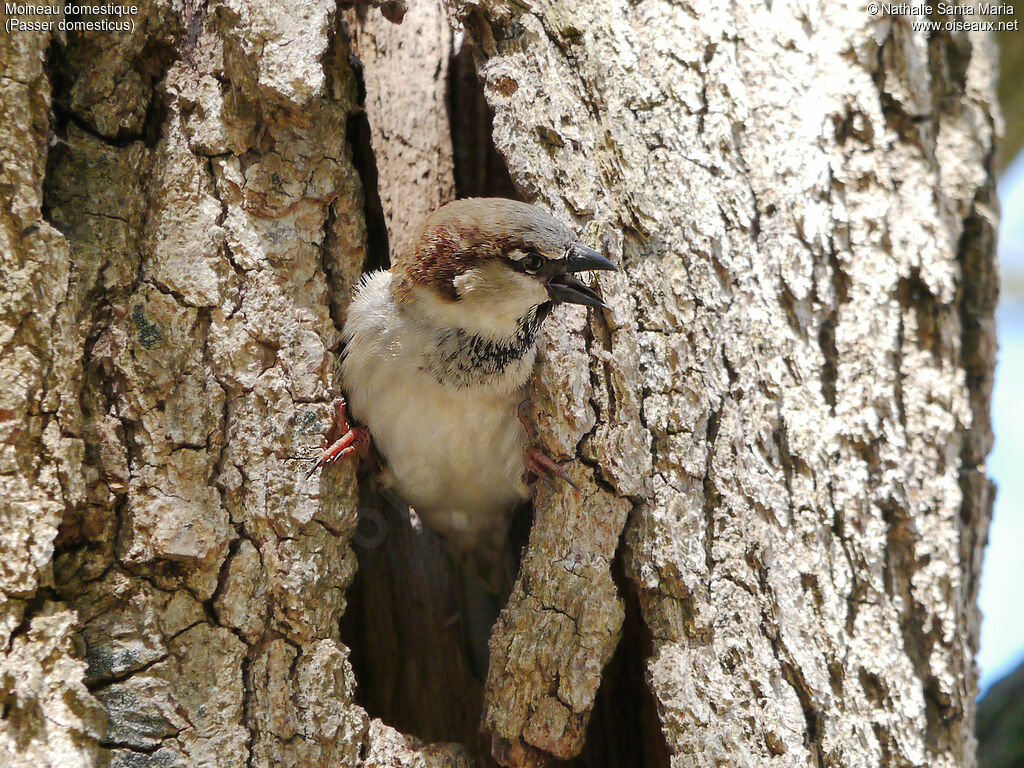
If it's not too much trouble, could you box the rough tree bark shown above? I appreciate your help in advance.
[0,1,998,768]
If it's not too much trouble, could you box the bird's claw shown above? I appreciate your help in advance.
[307,397,370,478]
[523,445,579,490]
[517,399,533,432]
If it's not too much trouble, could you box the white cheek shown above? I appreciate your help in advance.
[452,269,487,296]
[505,271,550,307]
[448,267,549,336]
[454,267,547,308]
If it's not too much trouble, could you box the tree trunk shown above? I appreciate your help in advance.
[0,1,998,768]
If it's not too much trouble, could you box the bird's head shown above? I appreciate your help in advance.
[391,198,617,339]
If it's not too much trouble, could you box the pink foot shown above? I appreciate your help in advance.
[517,399,533,431]
[307,397,371,478]
[523,445,579,490]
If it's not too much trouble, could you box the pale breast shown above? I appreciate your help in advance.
[340,271,530,545]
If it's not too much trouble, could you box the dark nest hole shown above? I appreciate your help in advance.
[338,36,668,768]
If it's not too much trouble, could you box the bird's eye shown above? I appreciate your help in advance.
[520,252,544,273]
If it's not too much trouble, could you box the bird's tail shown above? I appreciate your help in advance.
[459,501,531,679]
[462,575,506,679]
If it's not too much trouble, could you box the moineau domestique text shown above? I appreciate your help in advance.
[5,3,137,14]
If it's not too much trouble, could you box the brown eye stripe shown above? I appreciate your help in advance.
[394,224,486,302]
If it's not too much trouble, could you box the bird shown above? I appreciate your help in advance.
[311,197,616,599]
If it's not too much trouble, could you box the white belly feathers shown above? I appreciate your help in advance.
[340,271,530,548]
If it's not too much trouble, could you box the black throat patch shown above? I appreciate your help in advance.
[427,303,551,388]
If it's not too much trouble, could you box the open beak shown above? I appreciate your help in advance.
[546,243,617,309]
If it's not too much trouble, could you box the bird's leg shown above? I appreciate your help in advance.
[517,399,533,433]
[523,446,580,490]
[307,396,371,478]
[518,400,580,490]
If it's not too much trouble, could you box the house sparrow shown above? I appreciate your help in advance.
[313,198,616,594]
